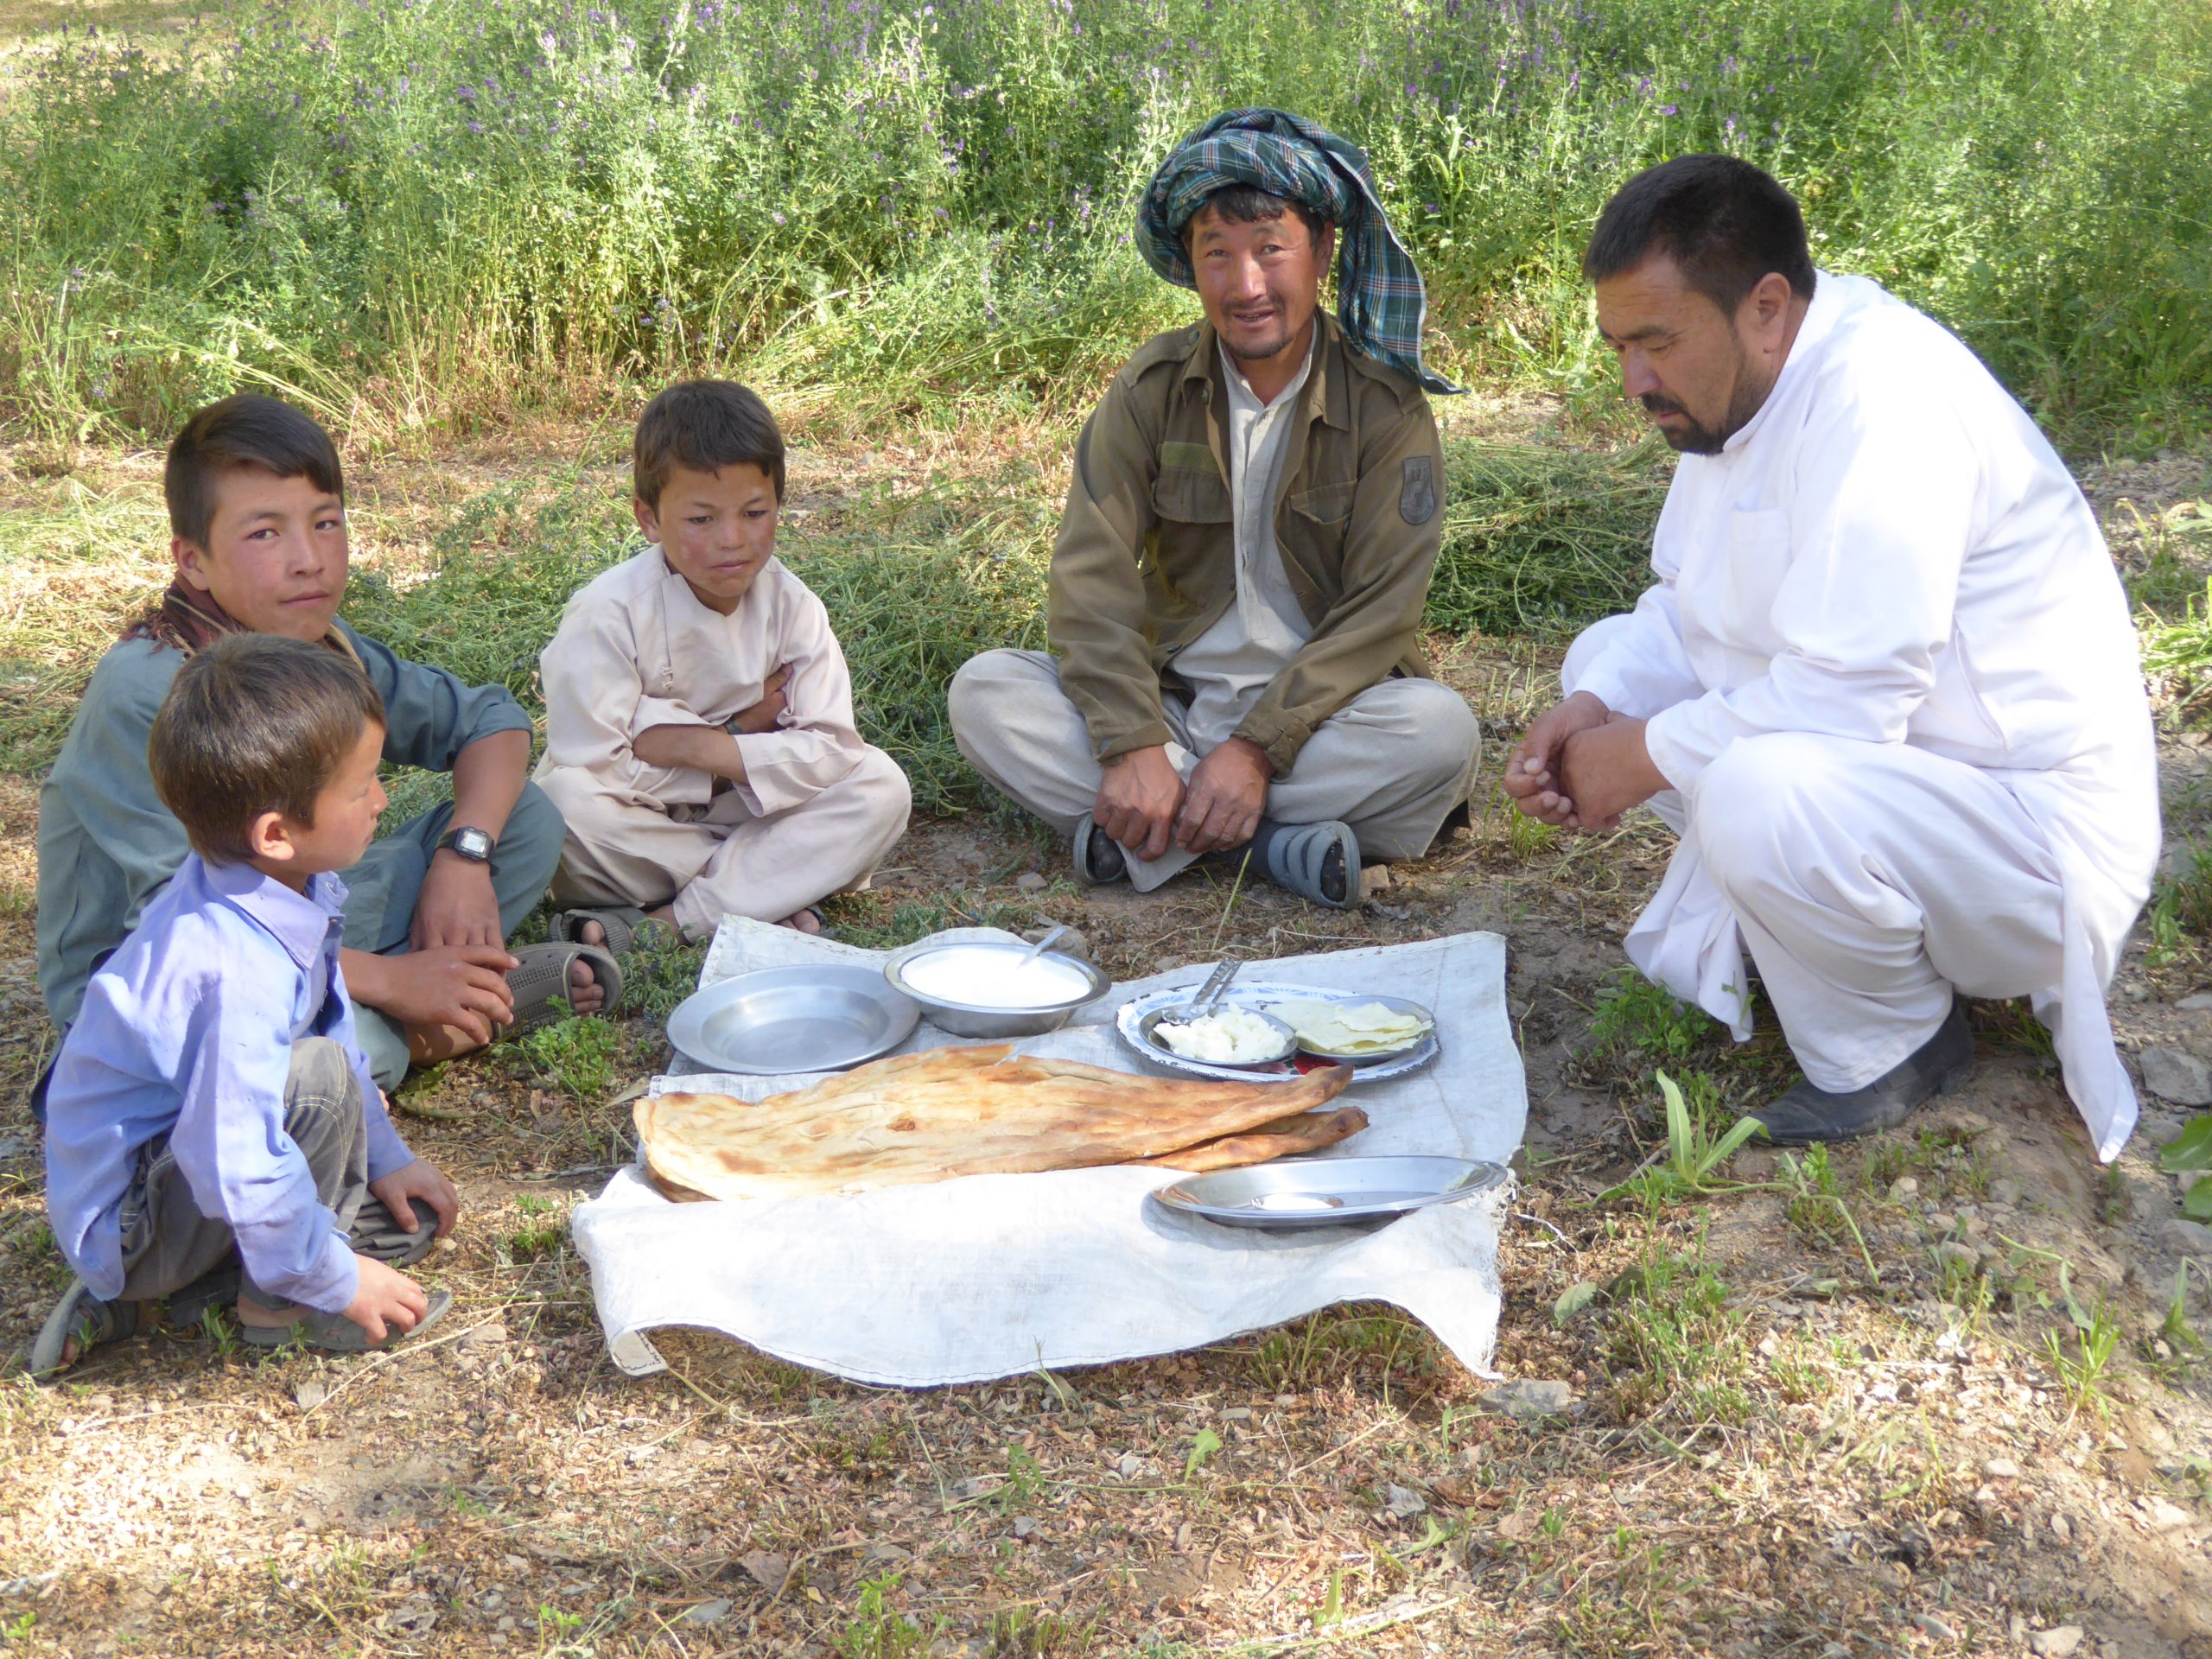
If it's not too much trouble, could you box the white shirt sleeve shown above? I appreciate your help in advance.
[1642,374,1980,792]
[728,591,872,817]
[1567,583,1702,718]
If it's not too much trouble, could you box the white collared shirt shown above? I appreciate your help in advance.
[1176,335,1319,749]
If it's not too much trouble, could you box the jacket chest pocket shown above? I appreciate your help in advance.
[1148,466,1234,607]
[1280,479,1357,576]
[1153,466,1233,526]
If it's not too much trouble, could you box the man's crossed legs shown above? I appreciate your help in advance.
[950,649,1478,898]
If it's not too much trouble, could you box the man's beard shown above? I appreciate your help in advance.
[1643,348,1774,454]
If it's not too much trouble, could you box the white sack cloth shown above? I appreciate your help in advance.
[1567,271,2158,1161]
[570,919,1526,1387]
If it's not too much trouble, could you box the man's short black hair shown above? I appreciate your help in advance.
[1180,183,1332,251]
[1583,156,1817,315]
[149,633,385,866]
[164,394,346,549]
[634,379,787,509]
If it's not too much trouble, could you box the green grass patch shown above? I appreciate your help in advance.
[1,0,2205,448]
[1603,1234,1753,1426]
[2144,578,2212,724]
[512,1014,619,1105]
[1585,968,1718,1069]
[1428,440,1668,636]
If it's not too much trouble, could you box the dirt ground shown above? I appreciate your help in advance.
[0,426,2207,1658]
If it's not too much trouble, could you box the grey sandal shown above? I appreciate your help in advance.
[556,906,653,957]
[29,1279,140,1376]
[1247,818,1361,910]
[238,1287,454,1354]
[504,942,623,1037]
[348,1196,441,1268]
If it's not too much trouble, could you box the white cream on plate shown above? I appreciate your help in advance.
[1154,1007,1288,1064]
[900,945,1091,1009]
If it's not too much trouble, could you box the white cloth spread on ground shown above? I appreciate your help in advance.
[570,919,1524,1386]
[1566,270,2158,1160]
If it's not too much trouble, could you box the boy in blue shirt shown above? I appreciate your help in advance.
[35,635,461,1373]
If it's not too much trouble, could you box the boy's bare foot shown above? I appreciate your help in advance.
[234,1295,296,1332]
[575,906,681,959]
[779,907,824,935]
[563,953,607,1017]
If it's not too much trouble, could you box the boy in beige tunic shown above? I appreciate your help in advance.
[535,382,910,942]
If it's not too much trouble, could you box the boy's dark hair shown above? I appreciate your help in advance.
[164,394,346,549]
[1583,156,1817,315]
[1182,183,1332,251]
[634,379,787,509]
[149,634,385,866]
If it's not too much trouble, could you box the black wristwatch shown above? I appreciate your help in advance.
[437,825,496,863]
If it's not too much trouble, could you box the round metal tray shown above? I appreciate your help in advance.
[667,964,920,1076]
[1115,982,1439,1084]
[1149,1155,1508,1230]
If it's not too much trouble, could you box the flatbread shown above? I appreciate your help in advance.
[1142,1106,1370,1172]
[635,1044,1353,1200]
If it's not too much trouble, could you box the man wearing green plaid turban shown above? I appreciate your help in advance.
[1138,107,1463,397]
[950,110,1478,910]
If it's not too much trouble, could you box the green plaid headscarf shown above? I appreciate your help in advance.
[1138,107,1462,396]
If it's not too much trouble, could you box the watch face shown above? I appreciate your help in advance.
[450,827,493,861]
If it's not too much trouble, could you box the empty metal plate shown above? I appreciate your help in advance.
[1148,1155,1509,1230]
[667,964,920,1076]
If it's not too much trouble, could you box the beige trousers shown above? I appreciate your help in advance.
[948,649,1478,893]
[537,750,911,938]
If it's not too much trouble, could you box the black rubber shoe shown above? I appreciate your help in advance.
[1752,1000,1974,1145]
[1071,813,1128,886]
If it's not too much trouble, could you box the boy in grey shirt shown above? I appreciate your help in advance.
[37,395,619,1094]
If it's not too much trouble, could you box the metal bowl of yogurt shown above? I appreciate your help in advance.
[883,938,1112,1038]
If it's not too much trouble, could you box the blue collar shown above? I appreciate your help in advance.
[200,856,348,973]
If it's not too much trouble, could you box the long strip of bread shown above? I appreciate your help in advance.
[1141,1105,1370,1172]
[636,1046,1351,1199]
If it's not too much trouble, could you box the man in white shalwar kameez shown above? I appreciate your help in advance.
[1506,157,2158,1157]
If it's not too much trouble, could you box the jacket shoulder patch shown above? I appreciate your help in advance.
[1399,455,1438,525]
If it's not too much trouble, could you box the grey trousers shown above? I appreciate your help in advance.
[948,649,1480,893]
[338,783,565,1089]
[116,1038,372,1309]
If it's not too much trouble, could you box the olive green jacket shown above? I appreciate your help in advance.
[1046,312,1446,774]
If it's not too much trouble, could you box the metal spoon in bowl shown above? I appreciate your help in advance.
[1018,923,1072,964]
[1179,956,1243,1018]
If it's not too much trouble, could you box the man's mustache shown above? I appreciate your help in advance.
[1640,393,1688,417]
